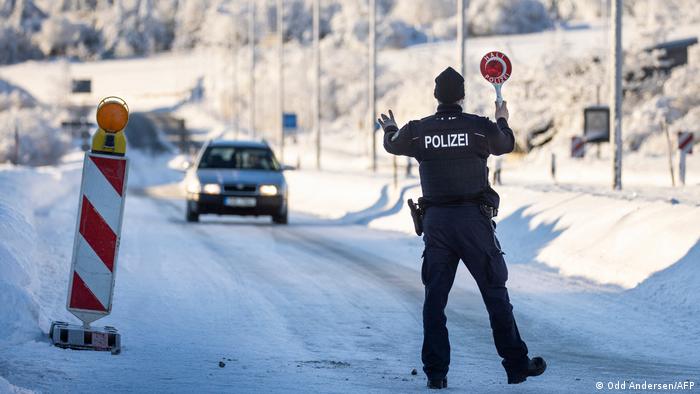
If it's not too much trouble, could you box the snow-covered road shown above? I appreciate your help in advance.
[1,159,698,393]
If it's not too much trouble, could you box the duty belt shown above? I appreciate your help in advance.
[406,195,498,237]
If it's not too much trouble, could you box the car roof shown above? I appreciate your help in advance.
[207,139,270,149]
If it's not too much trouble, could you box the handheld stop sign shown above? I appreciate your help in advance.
[480,51,512,105]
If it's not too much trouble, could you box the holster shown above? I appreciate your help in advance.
[479,204,499,219]
[407,198,424,236]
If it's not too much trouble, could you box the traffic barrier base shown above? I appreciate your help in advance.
[49,321,121,355]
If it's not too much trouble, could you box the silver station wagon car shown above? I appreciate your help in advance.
[184,139,288,224]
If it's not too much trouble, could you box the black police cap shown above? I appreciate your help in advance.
[434,67,465,104]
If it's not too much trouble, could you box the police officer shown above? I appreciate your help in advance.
[378,67,546,389]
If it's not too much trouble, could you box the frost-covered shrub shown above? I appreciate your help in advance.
[0,108,69,165]
[0,79,69,165]
[391,0,454,26]
[0,25,42,64]
[542,0,605,23]
[0,80,37,111]
[348,16,427,48]
[378,18,427,48]
[468,0,553,36]
[625,0,700,28]
[97,0,175,58]
[172,0,215,49]
[34,16,102,58]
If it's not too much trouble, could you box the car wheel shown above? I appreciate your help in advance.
[272,209,288,225]
[186,202,199,222]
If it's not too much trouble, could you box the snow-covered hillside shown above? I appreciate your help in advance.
[1,0,699,164]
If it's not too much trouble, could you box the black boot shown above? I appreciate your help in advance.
[427,377,448,389]
[507,357,546,384]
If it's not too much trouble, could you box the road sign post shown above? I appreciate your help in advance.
[571,136,585,158]
[50,97,130,355]
[283,112,298,145]
[480,51,512,106]
[678,132,693,186]
[610,0,623,190]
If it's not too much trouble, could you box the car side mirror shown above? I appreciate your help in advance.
[281,164,296,171]
[178,160,192,172]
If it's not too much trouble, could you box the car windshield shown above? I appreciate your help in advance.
[198,146,280,171]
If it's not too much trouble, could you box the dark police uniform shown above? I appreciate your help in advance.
[383,103,529,382]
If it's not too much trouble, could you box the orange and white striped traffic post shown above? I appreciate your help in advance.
[50,97,130,355]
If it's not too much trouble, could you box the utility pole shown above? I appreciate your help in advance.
[369,0,377,172]
[277,0,284,162]
[610,0,622,190]
[232,12,239,138]
[13,124,20,165]
[249,0,256,138]
[457,0,467,78]
[313,0,321,169]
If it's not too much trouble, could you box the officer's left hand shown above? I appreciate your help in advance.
[377,110,397,132]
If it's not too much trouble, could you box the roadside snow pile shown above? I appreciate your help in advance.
[0,377,33,394]
[0,79,69,165]
[0,167,43,345]
[630,240,700,319]
[0,107,69,165]
[395,183,700,315]
[493,186,700,290]
[287,170,700,295]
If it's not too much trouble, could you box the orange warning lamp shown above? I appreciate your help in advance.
[92,96,129,155]
[96,96,129,132]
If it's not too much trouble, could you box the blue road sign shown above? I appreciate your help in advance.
[283,113,297,130]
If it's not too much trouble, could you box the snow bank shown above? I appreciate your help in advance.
[287,170,700,315]
[0,377,33,394]
[0,78,69,165]
[0,167,43,345]
[0,157,82,349]
[494,186,700,289]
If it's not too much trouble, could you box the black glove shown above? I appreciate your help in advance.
[377,110,398,133]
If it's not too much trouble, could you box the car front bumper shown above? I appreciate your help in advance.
[188,193,285,216]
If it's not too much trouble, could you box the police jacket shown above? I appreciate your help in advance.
[383,103,515,209]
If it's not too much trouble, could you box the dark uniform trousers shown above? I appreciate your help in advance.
[421,204,528,380]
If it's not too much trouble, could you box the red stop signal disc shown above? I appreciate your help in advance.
[480,51,512,85]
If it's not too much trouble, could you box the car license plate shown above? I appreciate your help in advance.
[225,197,257,207]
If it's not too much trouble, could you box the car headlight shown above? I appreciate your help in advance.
[186,180,200,194]
[202,183,221,194]
[259,184,278,196]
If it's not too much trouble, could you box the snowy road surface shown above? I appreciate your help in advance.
[1,161,698,393]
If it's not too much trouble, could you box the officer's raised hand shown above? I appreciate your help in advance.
[495,101,509,121]
[378,110,398,133]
